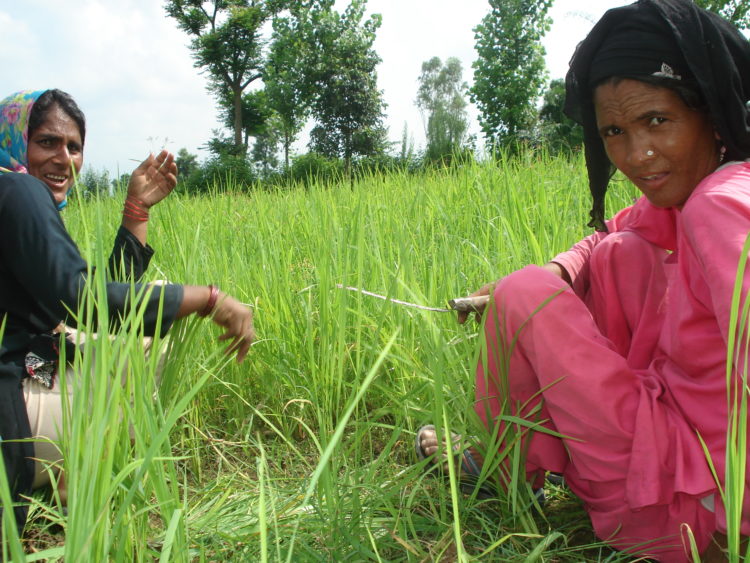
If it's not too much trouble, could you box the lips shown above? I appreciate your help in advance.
[638,170,667,180]
[637,171,669,189]
[40,172,71,195]
[44,173,68,183]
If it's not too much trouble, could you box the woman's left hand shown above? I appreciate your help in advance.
[127,149,178,209]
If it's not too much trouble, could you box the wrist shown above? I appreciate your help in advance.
[123,195,149,222]
[198,285,220,317]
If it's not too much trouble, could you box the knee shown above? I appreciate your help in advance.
[496,266,550,296]
[493,266,569,322]
[590,232,664,273]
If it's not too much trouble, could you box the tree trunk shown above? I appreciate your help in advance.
[233,86,243,149]
[284,130,291,171]
[344,132,352,189]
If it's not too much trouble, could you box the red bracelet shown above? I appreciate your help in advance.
[199,285,219,317]
[123,211,149,221]
[125,195,147,206]
[123,196,149,222]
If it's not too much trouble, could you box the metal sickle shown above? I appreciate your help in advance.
[335,284,489,313]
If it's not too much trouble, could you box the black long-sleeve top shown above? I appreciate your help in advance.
[0,173,184,533]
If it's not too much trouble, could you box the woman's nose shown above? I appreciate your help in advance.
[53,145,72,165]
[627,134,655,166]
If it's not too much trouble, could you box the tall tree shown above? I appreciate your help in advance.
[471,0,552,150]
[416,57,470,163]
[694,0,750,29]
[176,148,200,179]
[305,0,386,175]
[165,0,287,150]
[538,78,583,154]
[266,9,314,170]
[217,88,274,150]
[251,116,282,177]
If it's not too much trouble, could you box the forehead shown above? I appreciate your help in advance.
[593,79,685,123]
[31,104,82,141]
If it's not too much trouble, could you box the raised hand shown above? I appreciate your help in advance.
[127,149,178,209]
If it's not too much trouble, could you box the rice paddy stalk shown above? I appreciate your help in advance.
[723,232,750,562]
[5,154,650,561]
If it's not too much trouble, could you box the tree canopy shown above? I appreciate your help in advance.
[695,0,750,29]
[165,0,288,150]
[265,7,315,170]
[416,57,470,163]
[471,0,552,150]
[304,0,386,174]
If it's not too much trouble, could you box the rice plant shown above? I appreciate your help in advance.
[3,153,660,561]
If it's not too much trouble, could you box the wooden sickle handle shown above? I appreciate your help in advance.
[448,294,491,313]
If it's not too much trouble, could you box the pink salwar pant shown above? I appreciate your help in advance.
[475,232,715,562]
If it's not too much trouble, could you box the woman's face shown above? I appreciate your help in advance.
[594,78,719,209]
[26,104,84,204]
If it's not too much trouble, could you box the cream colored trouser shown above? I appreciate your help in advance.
[22,331,159,489]
[22,367,74,488]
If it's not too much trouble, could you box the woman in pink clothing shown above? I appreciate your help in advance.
[417,0,750,560]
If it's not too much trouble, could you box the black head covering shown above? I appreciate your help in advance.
[564,0,750,231]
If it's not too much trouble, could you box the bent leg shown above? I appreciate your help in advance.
[475,265,640,482]
[475,265,714,559]
[23,332,165,490]
[583,231,671,367]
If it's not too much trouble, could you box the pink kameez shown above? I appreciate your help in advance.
[475,162,750,561]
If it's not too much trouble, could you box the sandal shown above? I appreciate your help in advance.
[415,424,497,499]
[414,424,546,506]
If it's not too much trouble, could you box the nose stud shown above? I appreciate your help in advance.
[646,150,654,156]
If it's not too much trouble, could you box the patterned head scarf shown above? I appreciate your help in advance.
[0,90,45,174]
[564,0,750,231]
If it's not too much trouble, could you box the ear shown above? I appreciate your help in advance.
[714,130,722,141]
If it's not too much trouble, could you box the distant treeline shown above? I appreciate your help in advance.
[75,0,747,196]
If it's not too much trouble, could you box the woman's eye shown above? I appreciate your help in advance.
[38,139,53,147]
[649,116,667,126]
[604,126,622,137]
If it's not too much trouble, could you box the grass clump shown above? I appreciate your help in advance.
[5,154,653,561]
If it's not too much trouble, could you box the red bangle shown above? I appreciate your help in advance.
[123,197,149,222]
[199,285,219,317]
[126,196,147,207]
[123,211,149,221]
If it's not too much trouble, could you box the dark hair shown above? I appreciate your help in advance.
[28,89,86,146]
[565,0,750,231]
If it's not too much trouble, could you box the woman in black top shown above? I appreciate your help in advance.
[0,89,256,533]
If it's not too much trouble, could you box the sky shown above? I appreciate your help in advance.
[1,0,625,176]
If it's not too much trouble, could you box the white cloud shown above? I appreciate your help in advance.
[1,0,626,174]
[1,0,216,176]
[368,0,486,146]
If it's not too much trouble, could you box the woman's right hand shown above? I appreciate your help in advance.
[456,282,496,324]
[209,293,256,363]
[127,150,178,209]
[177,286,256,363]
[456,262,570,325]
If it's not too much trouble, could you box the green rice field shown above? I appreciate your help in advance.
[3,153,719,562]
